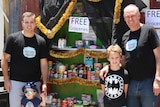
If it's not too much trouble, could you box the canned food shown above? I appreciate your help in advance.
[62,100,67,107]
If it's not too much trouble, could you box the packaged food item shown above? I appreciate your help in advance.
[58,38,66,48]
[76,40,83,48]
[62,100,67,107]
[81,94,92,102]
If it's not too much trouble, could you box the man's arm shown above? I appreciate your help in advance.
[153,46,160,96]
[1,52,11,92]
[124,84,128,98]
[40,58,48,93]
[99,65,109,80]
[121,55,126,68]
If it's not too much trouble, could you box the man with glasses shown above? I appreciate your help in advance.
[100,4,160,107]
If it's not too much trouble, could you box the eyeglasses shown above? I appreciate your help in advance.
[124,13,138,19]
[24,90,36,94]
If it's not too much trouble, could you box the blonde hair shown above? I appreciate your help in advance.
[106,44,122,59]
[22,12,36,21]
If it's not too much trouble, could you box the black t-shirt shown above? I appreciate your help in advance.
[100,67,129,107]
[4,31,49,82]
[121,24,160,80]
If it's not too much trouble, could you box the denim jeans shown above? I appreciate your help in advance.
[127,78,158,107]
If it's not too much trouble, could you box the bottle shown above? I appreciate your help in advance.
[48,61,53,78]
[58,38,62,48]
[63,71,67,78]
[83,66,87,79]
[61,38,66,48]
[87,67,91,80]
[78,67,83,78]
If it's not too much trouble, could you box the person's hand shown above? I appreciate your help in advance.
[99,65,109,80]
[4,79,11,92]
[40,92,46,106]
[153,79,160,96]
[42,84,47,96]
[40,92,46,99]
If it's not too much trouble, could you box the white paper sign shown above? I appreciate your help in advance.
[68,16,90,33]
[145,9,160,28]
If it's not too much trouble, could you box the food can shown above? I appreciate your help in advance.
[68,70,72,78]
[63,71,68,78]
[62,100,67,107]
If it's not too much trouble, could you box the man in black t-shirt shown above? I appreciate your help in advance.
[1,12,49,107]
[100,4,160,107]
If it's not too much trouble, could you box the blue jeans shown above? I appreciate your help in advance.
[127,78,158,107]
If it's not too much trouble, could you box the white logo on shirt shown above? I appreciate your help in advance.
[26,101,34,107]
[126,39,137,51]
[105,74,124,99]
[23,46,36,58]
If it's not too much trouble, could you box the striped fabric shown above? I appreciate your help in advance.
[0,62,9,107]
[0,68,7,94]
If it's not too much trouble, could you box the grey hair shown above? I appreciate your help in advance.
[123,4,139,13]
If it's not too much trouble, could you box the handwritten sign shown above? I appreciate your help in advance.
[69,16,90,33]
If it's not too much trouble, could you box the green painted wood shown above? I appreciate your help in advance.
[52,82,101,101]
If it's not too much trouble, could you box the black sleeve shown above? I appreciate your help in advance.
[148,27,160,49]
[124,69,129,84]
[4,34,15,54]
[100,78,105,84]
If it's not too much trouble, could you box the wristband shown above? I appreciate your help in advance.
[42,84,47,90]
[155,77,160,81]
[42,84,47,88]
